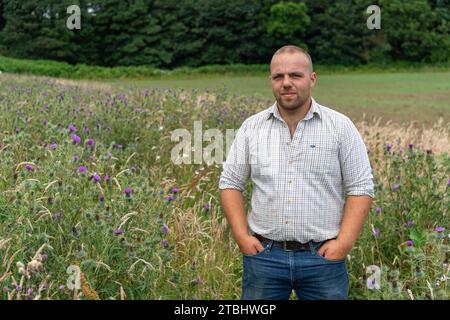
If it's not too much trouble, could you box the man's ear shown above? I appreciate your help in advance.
[310,72,317,87]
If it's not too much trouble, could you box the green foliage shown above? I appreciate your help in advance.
[267,2,310,40]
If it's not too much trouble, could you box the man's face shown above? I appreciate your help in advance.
[270,52,317,112]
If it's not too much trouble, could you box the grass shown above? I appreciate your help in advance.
[113,72,450,127]
[0,73,448,300]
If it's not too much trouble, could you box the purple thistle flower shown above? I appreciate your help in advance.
[124,187,133,197]
[73,154,79,162]
[114,228,124,235]
[27,288,33,295]
[78,166,87,173]
[162,239,169,249]
[15,285,22,291]
[375,207,381,215]
[99,195,105,202]
[386,143,392,153]
[58,285,65,290]
[447,179,450,187]
[162,224,169,234]
[391,183,400,191]
[408,144,413,150]
[106,151,112,158]
[25,164,33,171]
[15,128,20,134]
[435,227,445,233]
[50,143,58,150]
[72,134,81,144]
[204,203,211,211]
[54,211,62,221]
[69,124,76,132]
[89,155,95,162]
[406,240,414,247]
[406,220,414,228]
[166,194,175,201]
[373,228,379,238]
[104,175,110,182]
[113,144,123,150]
[93,174,101,183]
[42,119,48,126]
[171,187,180,194]
[87,138,94,147]
[193,276,204,285]
[84,127,90,134]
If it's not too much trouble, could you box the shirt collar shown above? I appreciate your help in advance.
[266,97,322,121]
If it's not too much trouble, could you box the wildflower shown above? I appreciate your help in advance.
[408,144,413,150]
[25,164,33,171]
[72,134,81,144]
[73,154,79,162]
[106,151,112,158]
[204,203,211,211]
[406,240,414,247]
[50,143,58,150]
[69,124,76,132]
[93,174,101,183]
[192,276,204,285]
[373,228,379,238]
[386,143,392,153]
[171,187,180,193]
[435,227,445,233]
[124,187,133,197]
[15,128,20,134]
[162,239,169,249]
[86,138,94,147]
[114,228,124,235]
[89,155,95,162]
[447,179,450,187]
[162,224,169,234]
[27,288,34,295]
[15,286,22,291]
[375,207,381,215]
[104,175,110,182]
[78,166,87,173]
[166,195,175,201]
[59,285,65,290]
[391,183,400,191]
[84,127,90,134]
[54,211,62,221]
[406,220,414,228]
[43,119,48,126]
[113,144,123,150]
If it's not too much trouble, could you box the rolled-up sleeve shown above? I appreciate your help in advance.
[219,121,251,192]
[339,118,375,198]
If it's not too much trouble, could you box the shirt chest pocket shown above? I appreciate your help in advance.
[298,143,339,174]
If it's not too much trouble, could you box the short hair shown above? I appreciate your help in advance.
[270,45,313,73]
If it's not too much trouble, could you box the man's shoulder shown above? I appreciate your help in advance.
[316,102,352,125]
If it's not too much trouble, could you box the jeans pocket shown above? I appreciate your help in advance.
[242,240,271,257]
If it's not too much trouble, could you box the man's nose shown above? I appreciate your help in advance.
[282,76,292,88]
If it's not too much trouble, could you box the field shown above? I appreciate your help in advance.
[0,72,449,300]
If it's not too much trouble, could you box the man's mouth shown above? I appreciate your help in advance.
[281,92,296,97]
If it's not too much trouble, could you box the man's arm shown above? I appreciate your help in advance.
[318,118,374,259]
[318,195,372,259]
[220,189,264,255]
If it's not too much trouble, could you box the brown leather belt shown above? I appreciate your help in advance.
[254,233,325,251]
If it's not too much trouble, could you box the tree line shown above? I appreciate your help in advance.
[0,0,448,68]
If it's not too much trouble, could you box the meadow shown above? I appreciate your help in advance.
[0,72,448,300]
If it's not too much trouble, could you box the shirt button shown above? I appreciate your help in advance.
[286,142,290,146]
[285,221,289,224]
[288,180,292,184]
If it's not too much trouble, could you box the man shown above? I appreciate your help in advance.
[219,45,374,300]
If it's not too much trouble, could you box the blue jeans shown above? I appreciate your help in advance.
[241,239,349,300]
